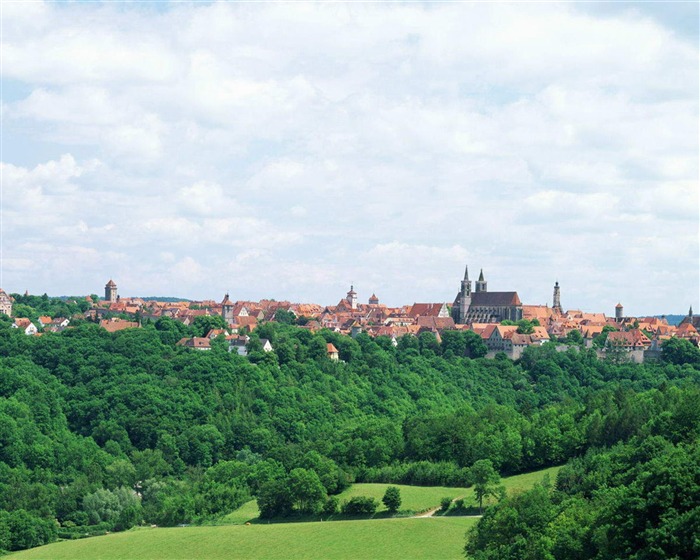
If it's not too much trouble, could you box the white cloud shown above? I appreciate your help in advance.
[0,1,697,314]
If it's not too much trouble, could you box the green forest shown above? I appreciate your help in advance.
[0,297,699,557]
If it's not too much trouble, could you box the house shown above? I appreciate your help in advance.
[11,318,38,335]
[606,330,651,350]
[176,337,211,350]
[409,303,450,318]
[327,343,339,361]
[259,338,274,352]
[99,318,140,333]
[205,328,229,340]
[485,325,519,352]
[415,316,456,331]
[227,335,250,355]
[0,289,13,316]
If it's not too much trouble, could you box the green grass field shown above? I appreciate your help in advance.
[336,465,561,512]
[8,466,559,560]
[336,483,470,513]
[220,499,261,524]
[9,518,478,560]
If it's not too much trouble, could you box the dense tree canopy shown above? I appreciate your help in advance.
[0,312,698,554]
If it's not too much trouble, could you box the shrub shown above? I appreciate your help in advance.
[341,496,378,515]
[382,486,401,513]
[322,496,339,516]
[440,497,452,512]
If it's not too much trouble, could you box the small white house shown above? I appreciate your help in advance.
[12,318,38,336]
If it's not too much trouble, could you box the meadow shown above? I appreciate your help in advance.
[9,517,479,560]
[336,465,562,513]
[8,466,559,560]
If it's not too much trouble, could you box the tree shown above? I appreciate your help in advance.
[287,468,326,514]
[191,315,227,338]
[661,337,700,366]
[274,309,296,325]
[471,459,503,513]
[592,325,617,348]
[382,486,401,513]
[565,329,583,346]
[257,478,293,519]
[464,330,488,358]
[516,319,537,335]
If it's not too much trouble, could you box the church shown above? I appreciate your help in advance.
[452,266,523,324]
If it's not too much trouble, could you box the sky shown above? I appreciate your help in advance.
[1,1,698,315]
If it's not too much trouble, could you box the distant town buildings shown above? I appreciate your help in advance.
[0,272,697,365]
[0,289,13,316]
[105,279,118,303]
[453,266,523,324]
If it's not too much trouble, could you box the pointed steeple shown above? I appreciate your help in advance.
[690,305,694,318]
[475,268,487,293]
[458,263,472,324]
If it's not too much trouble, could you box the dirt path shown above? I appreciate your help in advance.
[414,506,441,518]
[411,496,482,519]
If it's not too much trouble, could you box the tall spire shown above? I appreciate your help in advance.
[475,268,487,293]
[553,281,562,314]
[690,305,694,317]
[463,265,469,281]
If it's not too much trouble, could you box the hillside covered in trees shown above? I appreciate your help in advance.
[0,309,699,555]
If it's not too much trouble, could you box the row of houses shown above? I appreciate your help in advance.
[5,282,699,364]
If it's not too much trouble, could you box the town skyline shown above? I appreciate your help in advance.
[4,267,696,319]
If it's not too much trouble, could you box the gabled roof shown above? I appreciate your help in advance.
[177,337,211,349]
[471,292,522,306]
[409,303,447,317]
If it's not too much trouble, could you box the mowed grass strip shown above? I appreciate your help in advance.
[9,517,478,560]
[220,499,260,524]
[336,483,469,513]
[336,465,562,512]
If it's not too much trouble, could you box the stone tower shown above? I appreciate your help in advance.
[346,285,357,310]
[105,279,117,303]
[475,269,487,293]
[221,293,234,324]
[615,303,623,320]
[552,281,562,314]
[459,265,472,324]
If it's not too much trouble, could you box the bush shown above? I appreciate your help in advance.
[321,496,339,516]
[440,497,452,512]
[382,486,401,513]
[341,496,378,515]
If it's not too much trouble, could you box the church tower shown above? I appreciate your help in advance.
[105,279,117,303]
[347,285,357,310]
[459,265,472,323]
[475,269,487,293]
[221,293,234,324]
[552,281,562,314]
